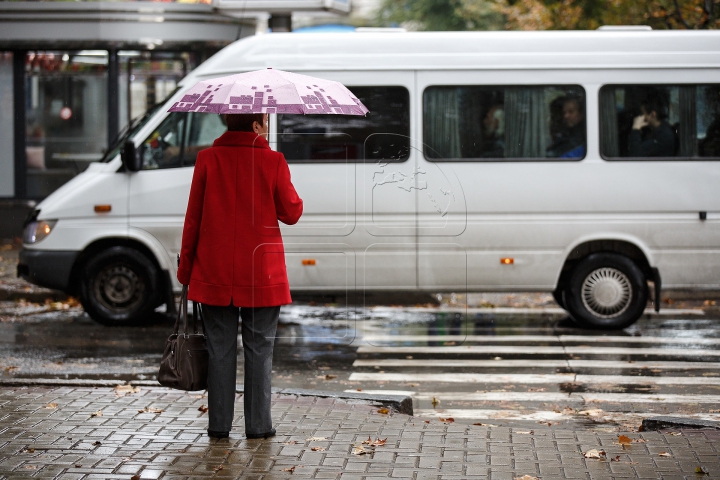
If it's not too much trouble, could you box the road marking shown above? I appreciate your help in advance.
[360,334,720,346]
[356,345,720,356]
[364,307,704,316]
[415,409,720,421]
[352,358,720,369]
[348,372,720,385]
[348,390,720,404]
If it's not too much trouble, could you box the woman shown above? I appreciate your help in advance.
[177,113,303,439]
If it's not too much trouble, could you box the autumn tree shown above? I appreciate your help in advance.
[376,0,720,30]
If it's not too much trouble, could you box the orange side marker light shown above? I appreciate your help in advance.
[94,205,112,213]
[500,257,514,265]
[302,259,316,266]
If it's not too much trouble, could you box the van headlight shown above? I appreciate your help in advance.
[23,220,57,244]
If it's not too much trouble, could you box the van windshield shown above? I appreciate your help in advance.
[101,87,180,163]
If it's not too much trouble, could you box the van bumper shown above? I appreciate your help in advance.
[17,249,79,292]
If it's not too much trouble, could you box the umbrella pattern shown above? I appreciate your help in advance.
[169,68,368,116]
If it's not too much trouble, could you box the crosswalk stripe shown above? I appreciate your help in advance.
[352,359,720,369]
[348,372,720,385]
[360,334,720,345]
[356,345,720,356]
[415,409,720,421]
[347,390,720,404]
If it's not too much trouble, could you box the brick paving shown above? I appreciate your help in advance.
[0,386,717,479]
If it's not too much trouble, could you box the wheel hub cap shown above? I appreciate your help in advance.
[95,265,144,310]
[581,267,632,318]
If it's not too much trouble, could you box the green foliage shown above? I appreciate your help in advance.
[376,0,504,30]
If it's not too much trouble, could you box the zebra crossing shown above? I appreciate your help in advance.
[344,315,720,427]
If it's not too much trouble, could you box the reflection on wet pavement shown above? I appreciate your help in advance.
[1,299,719,431]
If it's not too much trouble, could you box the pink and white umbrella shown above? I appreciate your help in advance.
[168,68,368,116]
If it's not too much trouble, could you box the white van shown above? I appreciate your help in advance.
[18,30,720,329]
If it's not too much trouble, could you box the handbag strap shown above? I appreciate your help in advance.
[174,284,189,336]
[192,301,204,335]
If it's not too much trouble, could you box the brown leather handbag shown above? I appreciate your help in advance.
[158,285,209,391]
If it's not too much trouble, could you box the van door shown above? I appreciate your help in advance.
[128,112,227,278]
[275,75,417,298]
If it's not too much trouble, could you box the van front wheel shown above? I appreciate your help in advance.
[565,253,647,330]
[79,247,159,326]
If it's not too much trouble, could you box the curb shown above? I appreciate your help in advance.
[0,285,68,303]
[642,416,720,431]
[0,378,413,416]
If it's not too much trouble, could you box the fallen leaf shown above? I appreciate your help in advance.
[370,437,387,446]
[439,417,454,423]
[113,384,141,396]
[516,430,534,435]
[45,403,58,409]
[473,422,498,427]
[696,466,709,475]
[324,374,337,380]
[583,449,607,459]
[431,397,440,408]
[283,466,297,473]
[284,440,298,445]
[667,432,682,436]
[618,435,632,445]
[90,410,102,418]
[658,452,671,457]
[356,388,362,392]
[352,445,368,455]
[377,408,389,415]
[424,420,430,423]
[75,464,82,468]
[633,438,646,443]
[138,407,163,414]
[198,405,208,413]
[92,441,101,446]
[25,448,35,453]
[514,476,540,480]
[212,465,223,472]
[4,366,18,372]
[131,476,140,480]
[307,436,326,441]
[578,409,604,417]
[611,455,620,462]
[23,465,37,470]
[311,446,325,451]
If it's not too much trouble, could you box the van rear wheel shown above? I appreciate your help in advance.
[79,246,159,326]
[565,253,647,330]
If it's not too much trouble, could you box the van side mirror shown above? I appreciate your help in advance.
[121,141,143,172]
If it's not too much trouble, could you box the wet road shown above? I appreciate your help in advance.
[1,300,719,431]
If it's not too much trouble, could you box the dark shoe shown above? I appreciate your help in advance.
[246,428,276,439]
[207,430,229,439]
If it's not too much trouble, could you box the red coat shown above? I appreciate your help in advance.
[177,131,303,307]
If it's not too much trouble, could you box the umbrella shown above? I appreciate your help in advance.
[168,68,368,116]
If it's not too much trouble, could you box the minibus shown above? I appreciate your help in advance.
[18,30,720,329]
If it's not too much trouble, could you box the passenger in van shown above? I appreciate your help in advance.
[481,105,505,158]
[178,113,303,440]
[546,96,585,159]
[628,96,676,157]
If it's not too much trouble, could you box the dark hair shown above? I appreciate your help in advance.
[641,95,668,120]
[225,113,265,132]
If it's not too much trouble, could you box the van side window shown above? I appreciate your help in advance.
[141,112,226,169]
[600,84,720,159]
[277,86,410,163]
[423,86,586,161]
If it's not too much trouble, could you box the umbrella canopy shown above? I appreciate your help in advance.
[168,68,368,116]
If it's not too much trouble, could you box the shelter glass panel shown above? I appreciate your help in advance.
[0,53,13,198]
[25,50,108,199]
[277,86,410,163]
[423,85,586,161]
[600,84,720,159]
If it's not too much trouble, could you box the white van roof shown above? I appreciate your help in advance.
[191,30,720,79]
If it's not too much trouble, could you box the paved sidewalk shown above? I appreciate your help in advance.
[0,386,717,479]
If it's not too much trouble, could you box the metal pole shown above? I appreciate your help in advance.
[107,48,119,147]
[13,50,26,199]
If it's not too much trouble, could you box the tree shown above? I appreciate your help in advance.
[376,0,720,30]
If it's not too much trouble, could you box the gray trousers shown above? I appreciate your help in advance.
[201,304,280,435]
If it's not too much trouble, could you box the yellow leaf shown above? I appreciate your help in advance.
[311,446,325,451]
[658,452,672,457]
[618,434,632,445]
[45,403,58,409]
[90,410,102,418]
[377,408,389,415]
[352,445,368,455]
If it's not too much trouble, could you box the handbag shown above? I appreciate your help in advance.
[158,285,209,391]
